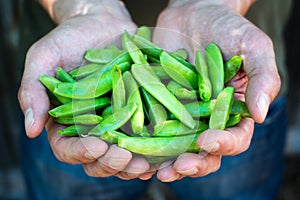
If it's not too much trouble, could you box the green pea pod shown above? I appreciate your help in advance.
[57,125,94,137]
[153,120,208,137]
[53,62,131,99]
[160,51,198,89]
[205,43,224,99]
[123,71,144,134]
[56,67,75,83]
[122,31,148,65]
[84,48,124,64]
[101,105,113,119]
[209,86,234,130]
[54,114,103,125]
[39,74,71,104]
[136,25,152,41]
[167,81,198,100]
[195,50,212,102]
[131,34,163,59]
[69,63,103,79]
[112,66,126,111]
[140,87,168,126]
[184,100,216,118]
[131,64,196,129]
[224,55,243,83]
[226,114,242,128]
[147,55,160,64]
[49,97,110,118]
[139,125,151,137]
[169,53,196,72]
[231,100,251,117]
[88,103,137,136]
[172,49,188,60]
[150,65,169,79]
[118,133,201,157]
[100,130,128,144]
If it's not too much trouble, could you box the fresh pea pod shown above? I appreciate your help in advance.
[54,114,103,125]
[169,53,196,72]
[136,25,152,41]
[167,81,198,100]
[205,43,224,99]
[101,105,113,119]
[160,51,198,89]
[118,133,201,157]
[123,71,144,134]
[209,86,234,130]
[140,87,168,126]
[131,64,196,129]
[112,66,126,111]
[56,67,75,83]
[226,114,242,128]
[231,100,251,117]
[48,97,110,118]
[224,55,243,83]
[84,48,124,64]
[88,103,137,136]
[195,50,212,102]
[58,125,94,137]
[39,74,71,104]
[100,130,128,144]
[153,120,208,137]
[172,49,188,60]
[184,100,216,118]
[122,31,148,65]
[69,63,103,79]
[150,65,169,79]
[132,34,163,59]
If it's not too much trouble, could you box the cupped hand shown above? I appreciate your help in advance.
[153,0,280,181]
[18,0,150,179]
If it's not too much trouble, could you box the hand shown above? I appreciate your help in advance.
[153,0,280,181]
[18,0,150,180]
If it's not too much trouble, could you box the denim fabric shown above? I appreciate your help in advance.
[20,97,287,200]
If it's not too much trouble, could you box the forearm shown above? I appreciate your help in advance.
[168,0,256,15]
[36,0,126,24]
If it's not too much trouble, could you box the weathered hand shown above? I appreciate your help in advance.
[153,0,280,181]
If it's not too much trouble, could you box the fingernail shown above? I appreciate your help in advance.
[177,167,198,175]
[25,108,34,136]
[198,132,222,153]
[108,158,128,169]
[163,173,180,182]
[257,93,269,121]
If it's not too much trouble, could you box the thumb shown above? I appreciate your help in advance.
[18,39,60,138]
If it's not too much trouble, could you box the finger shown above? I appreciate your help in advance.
[173,152,221,177]
[197,118,254,156]
[138,171,156,181]
[83,145,132,177]
[46,119,108,164]
[116,155,150,180]
[156,161,182,182]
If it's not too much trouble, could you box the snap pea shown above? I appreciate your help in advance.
[88,103,137,136]
[173,49,188,60]
[169,53,196,72]
[69,63,103,79]
[54,114,103,125]
[160,51,198,89]
[53,61,131,99]
[139,125,151,137]
[147,55,160,64]
[231,100,251,117]
[224,55,243,83]
[132,34,163,59]
[56,67,75,83]
[140,87,168,126]
[100,130,128,144]
[112,66,126,111]
[123,71,144,134]
[226,114,242,128]
[206,43,224,99]
[184,100,216,118]
[150,65,169,79]
[39,74,71,104]
[84,48,124,64]
[122,31,148,65]
[101,105,113,119]
[209,86,234,130]
[195,50,212,102]
[153,120,208,137]
[58,124,93,137]
[136,25,152,41]
[48,97,110,118]
[167,81,198,100]
[118,133,201,157]
[131,64,196,129]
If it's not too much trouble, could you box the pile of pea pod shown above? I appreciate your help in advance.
[40,26,251,163]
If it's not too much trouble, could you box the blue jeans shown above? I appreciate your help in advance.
[20,97,287,200]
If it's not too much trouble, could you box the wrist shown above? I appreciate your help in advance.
[37,0,128,24]
[168,0,256,15]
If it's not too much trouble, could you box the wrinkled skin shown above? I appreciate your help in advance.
[18,0,280,182]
